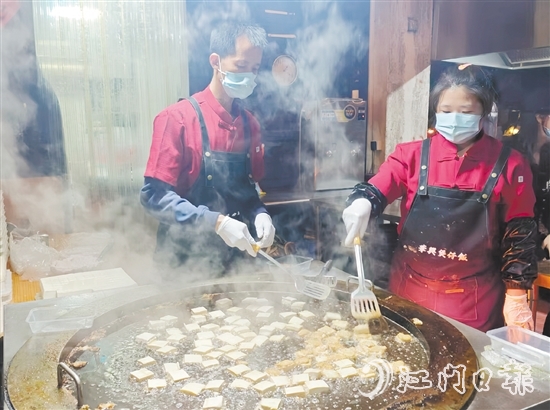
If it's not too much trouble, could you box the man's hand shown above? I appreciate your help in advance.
[215,216,257,256]
[542,235,550,258]
[254,213,275,248]
[342,198,372,246]
[503,293,534,330]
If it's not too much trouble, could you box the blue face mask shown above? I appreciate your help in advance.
[435,112,482,144]
[543,125,550,138]
[218,60,257,100]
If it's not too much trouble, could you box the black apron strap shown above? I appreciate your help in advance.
[417,138,431,196]
[478,145,511,204]
[240,108,254,184]
[187,97,215,187]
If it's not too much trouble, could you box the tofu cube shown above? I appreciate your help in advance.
[197,330,216,340]
[206,350,224,360]
[147,378,167,389]
[163,362,180,373]
[271,321,287,330]
[337,367,359,378]
[208,310,226,320]
[286,323,303,332]
[353,324,370,335]
[259,325,275,337]
[225,350,247,361]
[243,370,268,383]
[180,382,205,396]
[256,312,272,324]
[298,310,316,321]
[191,306,208,316]
[225,335,244,345]
[240,332,257,341]
[239,341,256,351]
[289,316,305,326]
[285,385,306,397]
[234,318,251,327]
[135,332,156,344]
[219,325,236,332]
[253,380,276,394]
[193,345,215,354]
[305,379,330,394]
[204,379,225,392]
[227,364,251,376]
[318,326,336,335]
[232,326,250,334]
[226,306,243,316]
[331,320,349,330]
[157,345,177,356]
[223,316,240,325]
[194,339,213,347]
[290,301,306,312]
[271,375,290,387]
[190,315,207,324]
[169,369,190,383]
[279,311,297,321]
[184,323,201,332]
[147,340,169,350]
[137,356,156,367]
[218,344,237,353]
[183,354,202,364]
[257,305,274,313]
[245,304,259,313]
[166,327,183,335]
[215,297,233,310]
[334,359,355,369]
[281,296,297,307]
[240,297,258,306]
[130,368,154,382]
[230,379,251,390]
[323,312,341,322]
[252,335,269,347]
[321,369,340,380]
[303,368,322,380]
[149,320,166,330]
[269,334,285,343]
[291,373,309,385]
[201,323,220,332]
[395,332,412,343]
[160,315,178,326]
[260,398,282,410]
[202,359,220,369]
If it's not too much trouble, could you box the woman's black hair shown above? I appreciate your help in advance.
[429,64,497,117]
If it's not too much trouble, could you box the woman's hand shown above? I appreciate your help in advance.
[503,291,534,330]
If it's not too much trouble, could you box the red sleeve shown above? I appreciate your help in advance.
[500,149,535,222]
[247,112,265,182]
[369,142,419,204]
[144,109,186,188]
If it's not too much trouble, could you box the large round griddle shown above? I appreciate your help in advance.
[5,274,478,409]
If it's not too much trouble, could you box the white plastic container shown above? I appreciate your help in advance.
[486,326,550,373]
[268,255,313,276]
[26,305,94,333]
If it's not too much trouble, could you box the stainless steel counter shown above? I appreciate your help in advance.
[3,273,550,410]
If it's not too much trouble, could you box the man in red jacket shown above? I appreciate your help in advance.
[141,21,275,277]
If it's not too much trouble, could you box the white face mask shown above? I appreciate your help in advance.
[543,125,550,138]
[217,59,257,100]
[435,112,482,144]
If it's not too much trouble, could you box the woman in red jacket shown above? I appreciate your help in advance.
[343,64,538,332]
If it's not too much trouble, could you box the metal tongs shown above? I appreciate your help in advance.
[351,236,388,333]
[254,245,331,300]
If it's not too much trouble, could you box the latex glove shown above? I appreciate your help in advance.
[254,213,275,249]
[503,293,534,330]
[342,198,372,246]
[542,235,550,256]
[215,216,257,257]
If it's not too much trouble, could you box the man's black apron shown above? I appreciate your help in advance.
[155,97,258,274]
[388,138,511,331]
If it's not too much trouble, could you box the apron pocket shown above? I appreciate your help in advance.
[394,263,430,307]
[434,277,478,322]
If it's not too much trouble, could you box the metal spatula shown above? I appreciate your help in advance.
[351,236,385,325]
[254,246,331,300]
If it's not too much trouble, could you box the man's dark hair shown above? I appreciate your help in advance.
[210,21,267,57]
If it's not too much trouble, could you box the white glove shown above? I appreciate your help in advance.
[215,216,257,256]
[542,235,550,256]
[342,198,372,246]
[503,293,534,330]
[254,213,275,249]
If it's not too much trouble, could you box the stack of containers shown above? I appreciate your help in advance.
[1,189,12,335]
